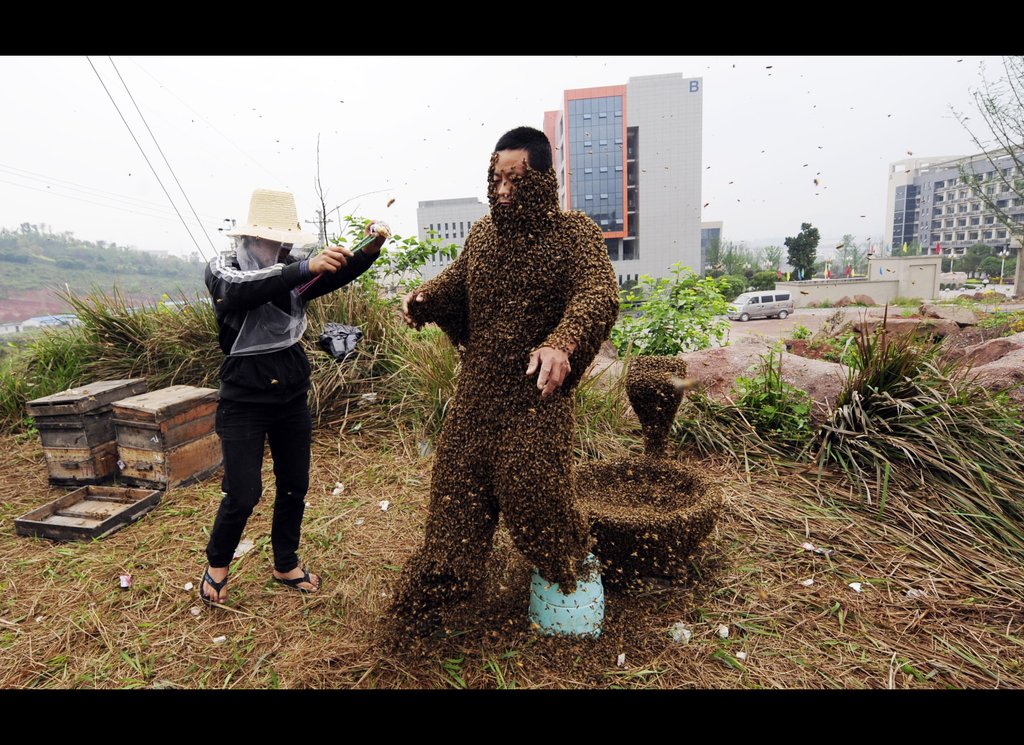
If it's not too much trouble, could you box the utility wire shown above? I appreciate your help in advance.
[0,163,221,220]
[108,56,219,256]
[86,56,207,260]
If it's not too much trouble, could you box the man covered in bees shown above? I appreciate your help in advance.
[390,126,620,635]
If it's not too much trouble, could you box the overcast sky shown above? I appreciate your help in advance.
[0,55,1006,260]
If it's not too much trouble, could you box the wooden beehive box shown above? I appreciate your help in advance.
[26,379,148,485]
[111,386,221,490]
[14,485,162,541]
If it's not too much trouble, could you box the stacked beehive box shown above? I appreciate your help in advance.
[26,379,148,486]
[112,385,221,490]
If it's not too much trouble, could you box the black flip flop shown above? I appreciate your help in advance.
[273,567,322,593]
[199,568,228,607]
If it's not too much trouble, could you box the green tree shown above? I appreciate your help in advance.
[720,240,754,276]
[979,255,1003,277]
[784,222,820,280]
[719,275,748,301]
[954,56,1024,297]
[761,245,783,272]
[963,243,993,275]
[750,270,777,291]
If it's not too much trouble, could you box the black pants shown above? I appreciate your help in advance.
[205,395,312,572]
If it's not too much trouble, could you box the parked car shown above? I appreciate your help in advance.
[727,291,794,321]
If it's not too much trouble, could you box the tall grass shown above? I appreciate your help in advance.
[815,312,1024,565]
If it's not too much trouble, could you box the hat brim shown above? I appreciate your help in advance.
[224,224,318,247]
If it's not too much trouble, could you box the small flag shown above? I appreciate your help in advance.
[935,242,941,255]
[825,265,831,279]
[902,242,908,253]
[879,266,883,276]
[786,271,791,281]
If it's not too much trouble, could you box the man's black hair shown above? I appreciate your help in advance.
[494,126,553,171]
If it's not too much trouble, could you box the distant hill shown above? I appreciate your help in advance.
[0,224,208,322]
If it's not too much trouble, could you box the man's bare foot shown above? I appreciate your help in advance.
[272,566,321,593]
[200,566,229,604]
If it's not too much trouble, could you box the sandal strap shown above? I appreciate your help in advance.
[276,568,313,587]
[203,569,229,592]
[275,568,321,591]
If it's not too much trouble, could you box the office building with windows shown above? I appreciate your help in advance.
[887,151,1024,257]
[544,73,703,287]
[415,197,488,280]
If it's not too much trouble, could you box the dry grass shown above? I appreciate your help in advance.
[2,426,1021,689]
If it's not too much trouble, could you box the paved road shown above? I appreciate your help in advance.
[724,301,1024,346]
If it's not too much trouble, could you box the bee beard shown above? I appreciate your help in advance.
[487,166,560,244]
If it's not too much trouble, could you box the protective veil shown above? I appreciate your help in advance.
[228,238,309,356]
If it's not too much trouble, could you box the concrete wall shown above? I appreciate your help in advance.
[868,255,942,300]
[775,280,899,308]
[775,255,943,308]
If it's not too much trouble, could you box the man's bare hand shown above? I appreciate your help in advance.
[401,289,427,329]
[309,246,353,274]
[526,346,572,398]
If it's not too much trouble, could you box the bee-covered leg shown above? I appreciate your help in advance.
[387,413,499,637]
[494,397,590,595]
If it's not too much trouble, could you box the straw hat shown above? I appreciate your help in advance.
[225,189,317,247]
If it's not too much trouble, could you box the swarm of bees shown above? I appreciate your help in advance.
[625,356,692,458]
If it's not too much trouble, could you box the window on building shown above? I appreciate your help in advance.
[585,195,593,201]
[599,166,608,173]
[598,112,607,118]
[615,165,623,172]
[997,199,1010,208]
[997,230,1007,238]
[614,110,622,117]
[956,232,966,241]
[972,203,981,211]
[600,193,608,200]
[944,234,953,242]
[583,113,592,120]
[957,218,967,227]
[986,216,996,224]
[971,217,980,225]
[984,231,993,239]
[584,168,593,174]
[969,231,979,240]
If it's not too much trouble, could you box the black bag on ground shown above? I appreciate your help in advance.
[318,323,363,362]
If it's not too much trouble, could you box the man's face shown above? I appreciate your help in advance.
[249,237,289,266]
[492,149,530,207]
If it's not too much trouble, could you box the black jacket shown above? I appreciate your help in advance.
[205,249,378,404]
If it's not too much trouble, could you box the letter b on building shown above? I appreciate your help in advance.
[689,80,700,93]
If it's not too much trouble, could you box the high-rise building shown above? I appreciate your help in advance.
[887,151,1024,257]
[416,197,488,280]
[544,72,703,286]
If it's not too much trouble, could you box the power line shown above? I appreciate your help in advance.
[108,56,219,257]
[0,163,222,221]
[127,56,289,189]
[0,176,221,229]
[86,56,208,261]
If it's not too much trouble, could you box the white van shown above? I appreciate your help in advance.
[727,291,794,321]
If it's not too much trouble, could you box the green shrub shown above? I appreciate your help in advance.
[611,264,731,356]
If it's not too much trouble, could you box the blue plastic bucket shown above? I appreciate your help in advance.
[528,554,604,638]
